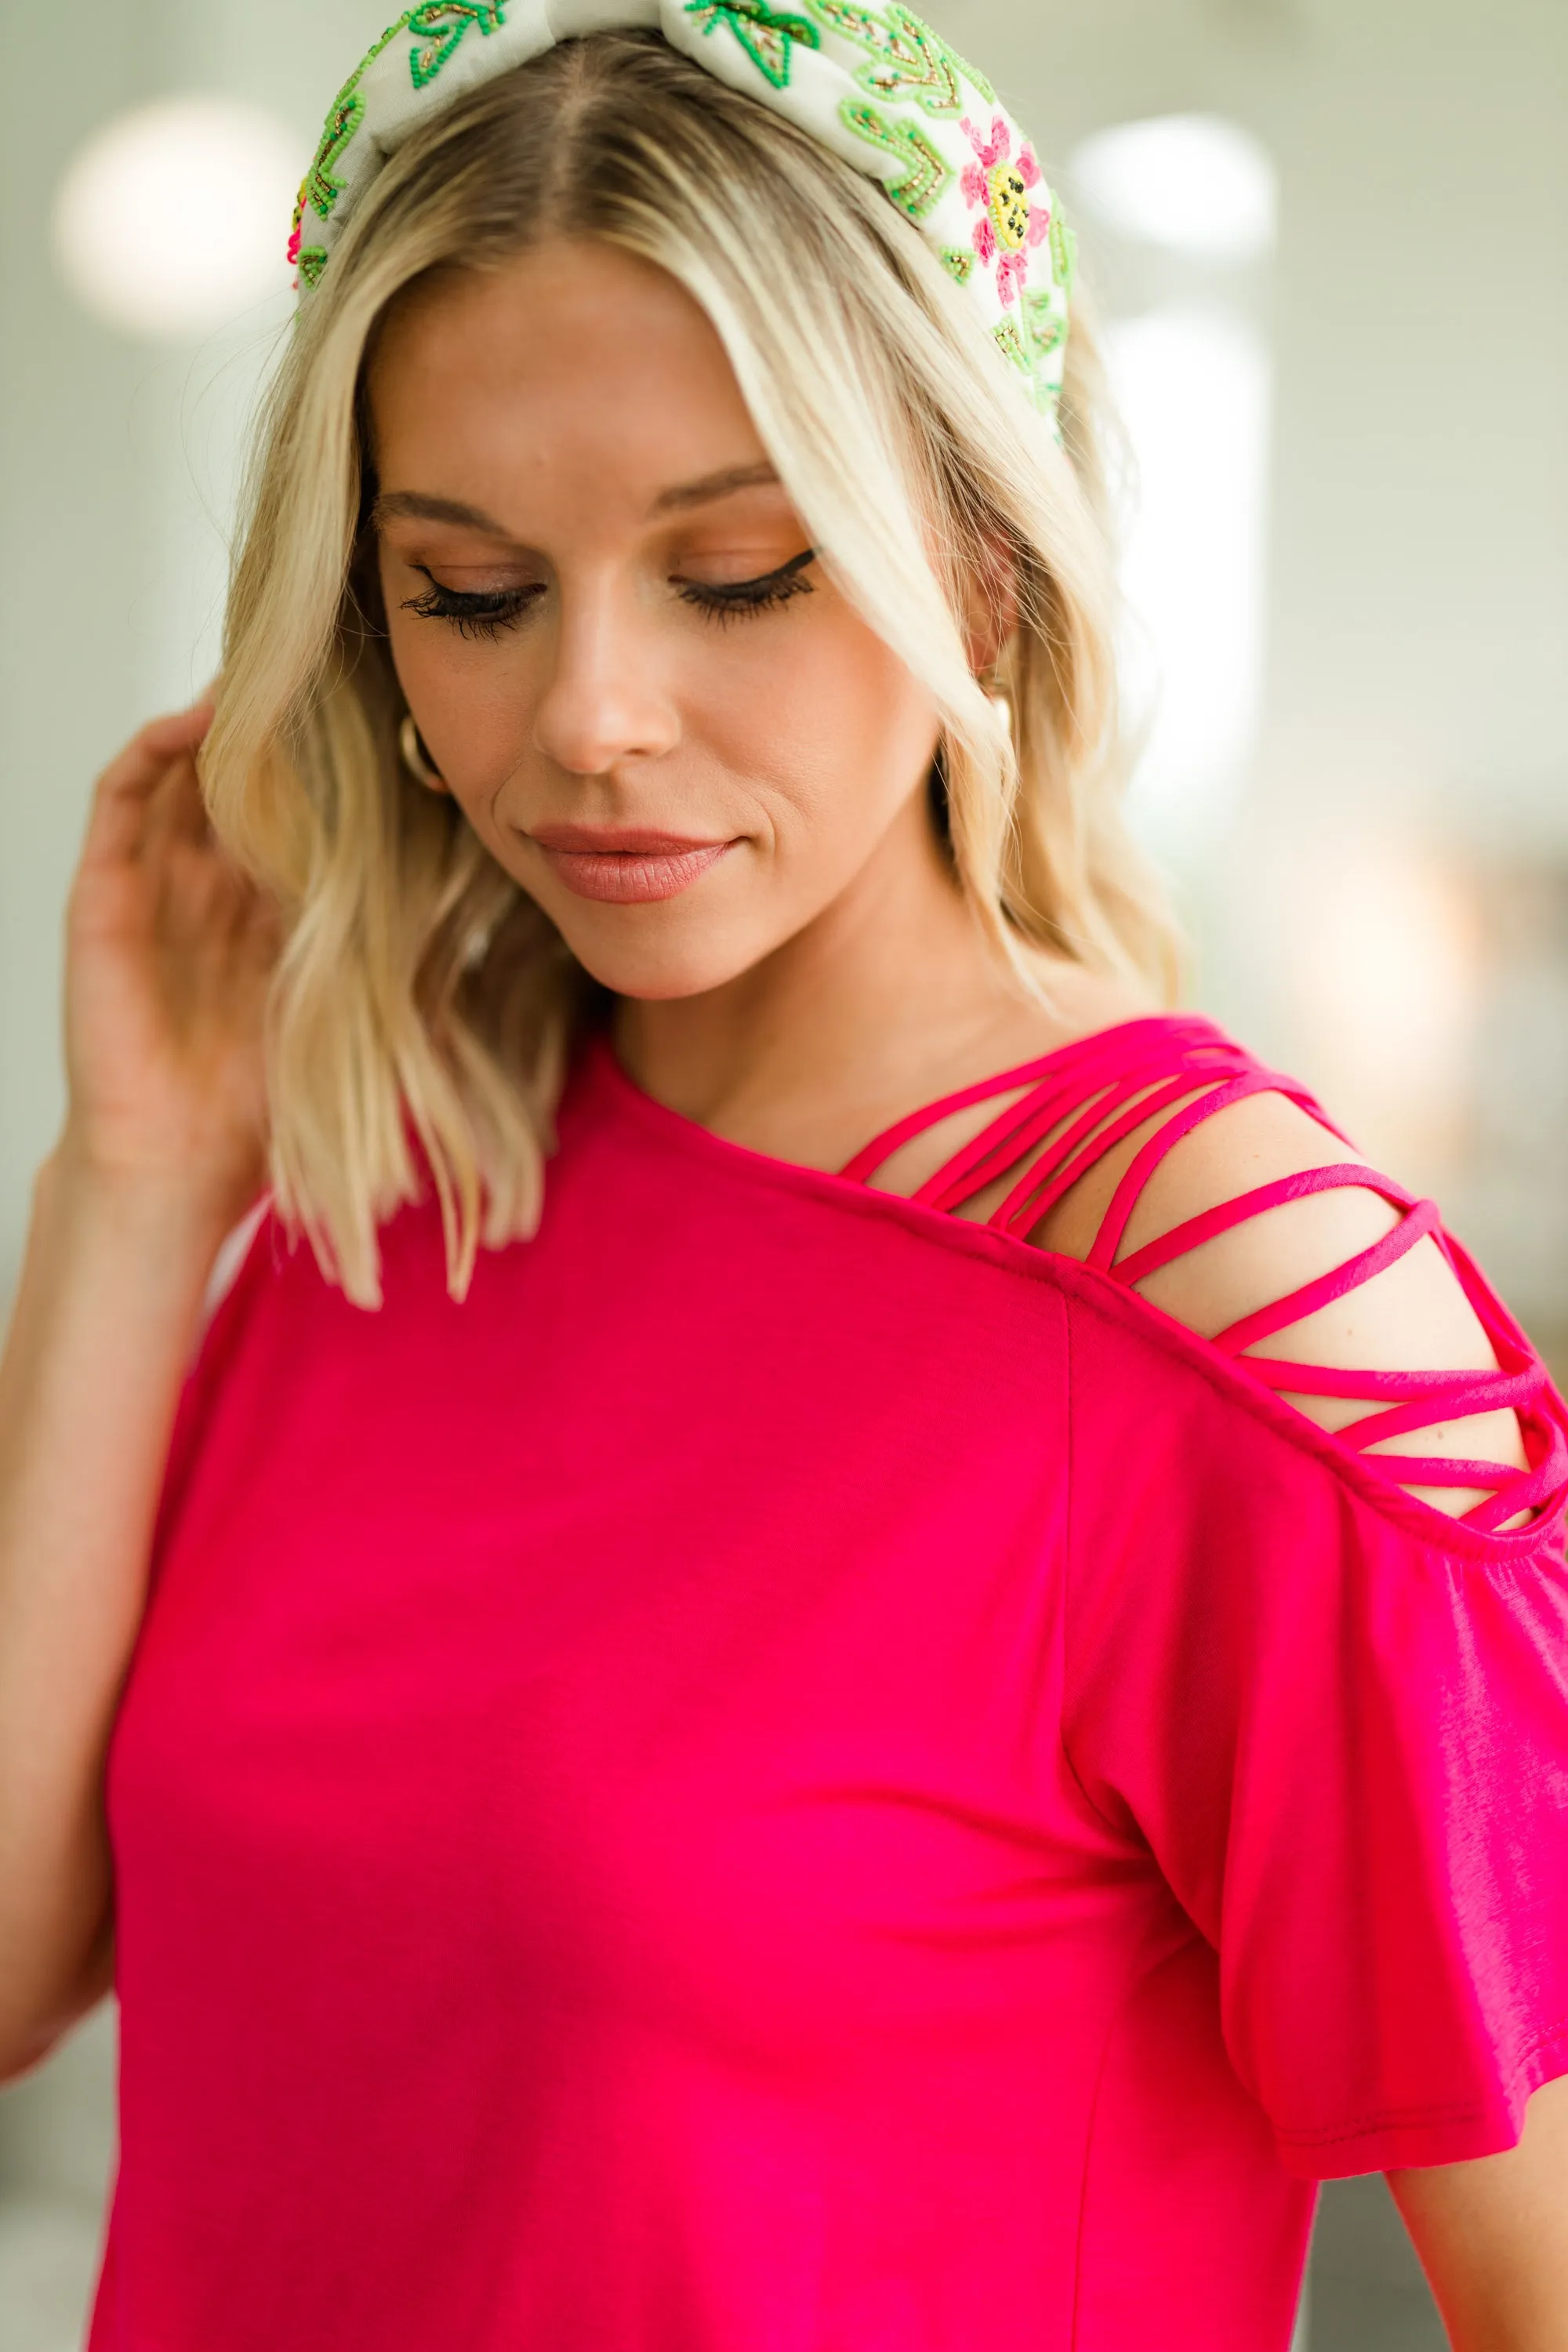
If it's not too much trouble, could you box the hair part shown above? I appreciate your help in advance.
[205,30,1181,1308]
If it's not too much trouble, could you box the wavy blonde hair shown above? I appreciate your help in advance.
[204,29,1178,1308]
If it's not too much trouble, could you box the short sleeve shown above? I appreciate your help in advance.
[1061,1277,1568,2179]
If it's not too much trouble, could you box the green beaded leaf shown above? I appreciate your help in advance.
[406,0,508,91]
[299,11,415,235]
[306,89,367,220]
[808,0,993,113]
[1023,288,1066,356]
[1049,212,1076,295]
[297,246,331,289]
[684,0,821,89]
[939,245,975,285]
[839,99,952,220]
[992,316,1029,374]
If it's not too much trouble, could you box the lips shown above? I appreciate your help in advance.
[528,826,737,906]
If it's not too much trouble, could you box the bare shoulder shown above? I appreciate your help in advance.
[858,972,1553,1524]
[1030,1068,1536,1524]
[858,959,1157,1195]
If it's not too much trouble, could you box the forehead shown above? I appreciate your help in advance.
[366,238,770,524]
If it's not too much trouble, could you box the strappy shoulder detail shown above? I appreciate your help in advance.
[841,1016,1568,1534]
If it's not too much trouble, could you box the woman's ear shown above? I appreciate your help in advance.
[962,531,1021,679]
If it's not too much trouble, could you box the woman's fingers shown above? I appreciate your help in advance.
[143,754,213,858]
[78,704,216,871]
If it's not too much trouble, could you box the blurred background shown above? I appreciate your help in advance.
[0,0,1563,2344]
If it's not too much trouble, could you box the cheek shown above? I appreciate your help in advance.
[383,600,532,798]
[688,605,940,844]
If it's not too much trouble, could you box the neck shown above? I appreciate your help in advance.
[611,792,1040,1152]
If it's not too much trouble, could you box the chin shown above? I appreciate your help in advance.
[556,921,772,1004]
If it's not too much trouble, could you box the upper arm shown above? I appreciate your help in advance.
[1388,2071,1568,2351]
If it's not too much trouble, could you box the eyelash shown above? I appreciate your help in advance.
[677,550,818,628]
[400,550,817,641]
[401,579,536,641]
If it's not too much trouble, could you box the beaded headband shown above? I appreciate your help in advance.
[289,0,1075,418]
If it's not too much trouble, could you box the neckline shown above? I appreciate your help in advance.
[585,1010,1221,1192]
[579,1016,1565,1563]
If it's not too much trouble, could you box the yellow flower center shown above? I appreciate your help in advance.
[989,162,1032,251]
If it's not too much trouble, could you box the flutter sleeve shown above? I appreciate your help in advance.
[1061,1278,1568,2179]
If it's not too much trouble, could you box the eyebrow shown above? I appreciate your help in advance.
[371,491,510,535]
[648,461,781,514]
[369,463,782,539]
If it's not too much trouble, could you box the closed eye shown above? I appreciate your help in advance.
[401,548,818,640]
[401,572,543,640]
[673,548,817,625]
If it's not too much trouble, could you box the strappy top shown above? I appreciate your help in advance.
[836,1014,1562,1532]
[96,1010,1568,2352]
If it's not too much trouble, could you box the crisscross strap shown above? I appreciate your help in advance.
[840,1015,1567,1532]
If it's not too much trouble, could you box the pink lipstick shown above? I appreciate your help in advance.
[529,826,736,906]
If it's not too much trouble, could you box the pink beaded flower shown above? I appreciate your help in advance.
[960,113,1051,307]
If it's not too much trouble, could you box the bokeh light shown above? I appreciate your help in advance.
[1069,114,1277,263]
[52,96,303,340]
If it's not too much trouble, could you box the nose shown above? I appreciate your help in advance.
[531,578,681,776]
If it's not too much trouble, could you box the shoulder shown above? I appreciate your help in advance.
[1013,1020,1559,1532]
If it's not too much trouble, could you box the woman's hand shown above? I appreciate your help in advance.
[0,697,286,2078]
[58,698,281,1230]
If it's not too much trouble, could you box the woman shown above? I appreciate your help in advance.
[1,9,1564,2347]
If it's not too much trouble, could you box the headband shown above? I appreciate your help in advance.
[288,0,1075,419]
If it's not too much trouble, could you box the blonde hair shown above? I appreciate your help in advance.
[205,29,1179,1308]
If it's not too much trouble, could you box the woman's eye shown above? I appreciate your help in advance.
[674,548,817,626]
[399,551,818,638]
[401,571,543,641]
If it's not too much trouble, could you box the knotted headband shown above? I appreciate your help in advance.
[289,0,1075,418]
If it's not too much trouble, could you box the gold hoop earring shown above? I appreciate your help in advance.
[977,666,1012,730]
[399,713,449,793]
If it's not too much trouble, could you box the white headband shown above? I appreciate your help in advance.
[289,0,1075,419]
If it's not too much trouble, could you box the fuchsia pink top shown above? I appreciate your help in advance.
[95,1013,1568,2352]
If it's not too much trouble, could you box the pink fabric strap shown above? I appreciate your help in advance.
[840,1015,1565,1531]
